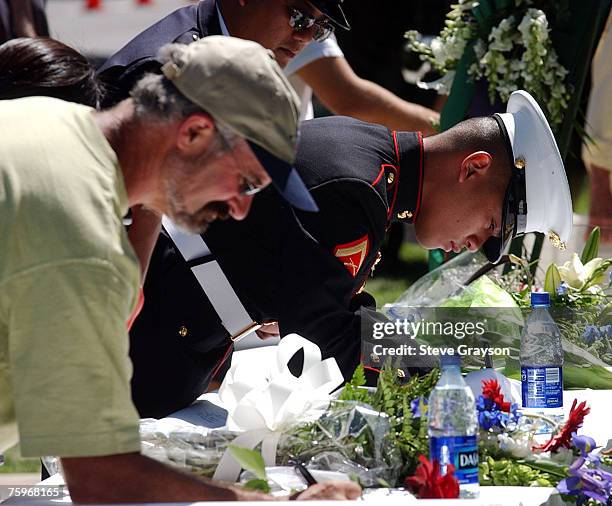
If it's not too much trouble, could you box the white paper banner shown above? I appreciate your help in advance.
[213,334,344,482]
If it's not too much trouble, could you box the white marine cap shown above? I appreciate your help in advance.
[482,90,573,263]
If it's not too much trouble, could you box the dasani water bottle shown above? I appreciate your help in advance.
[428,354,479,498]
[520,291,564,428]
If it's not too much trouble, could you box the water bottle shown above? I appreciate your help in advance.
[520,291,564,429]
[428,354,479,498]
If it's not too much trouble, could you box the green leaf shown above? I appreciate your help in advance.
[228,445,267,480]
[544,263,562,295]
[243,479,271,493]
[581,226,600,264]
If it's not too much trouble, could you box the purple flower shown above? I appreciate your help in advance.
[476,395,519,431]
[600,325,612,339]
[556,281,569,296]
[557,433,612,504]
[582,325,601,345]
[410,397,428,418]
[556,475,581,495]
[572,433,597,457]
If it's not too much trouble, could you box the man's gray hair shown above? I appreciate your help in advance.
[129,43,238,147]
[130,72,202,121]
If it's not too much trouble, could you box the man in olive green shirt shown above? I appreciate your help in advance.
[0,37,358,502]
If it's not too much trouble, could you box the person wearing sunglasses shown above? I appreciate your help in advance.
[97,0,438,133]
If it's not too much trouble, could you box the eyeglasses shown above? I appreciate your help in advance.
[239,178,264,197]
[215,127,266,198]
[288,6,334,42]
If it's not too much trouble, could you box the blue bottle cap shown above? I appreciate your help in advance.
[531,291,551,307]
[439,353,461,368]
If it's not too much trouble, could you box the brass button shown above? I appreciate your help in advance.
[178,326,188,337]
[397,210,413,219]
[387,172,395,184]
[514,157,526,170]
[548,231,566,250]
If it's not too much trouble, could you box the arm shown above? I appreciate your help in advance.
[127,205,162,279]
[62,454,361,503]
[298,57,439,135]
[9,0,37,37]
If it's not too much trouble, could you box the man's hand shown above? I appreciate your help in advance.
[293,481,362,500]
[256,321,280,340]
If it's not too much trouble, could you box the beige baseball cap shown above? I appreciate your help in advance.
[160,36,317,212]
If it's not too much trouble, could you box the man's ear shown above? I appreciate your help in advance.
[458,151,493,182]
[175,113,215,155]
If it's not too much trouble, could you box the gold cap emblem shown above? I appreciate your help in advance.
[514,157,526,170]
[397,210,413,220]
[370,353,380,363]
[548,231,566,250]
[397,369,406,379]
[178,325,188,338]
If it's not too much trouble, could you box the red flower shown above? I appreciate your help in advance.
[535,399,591,453]
[482,379,511,412]
[404,455,460,499]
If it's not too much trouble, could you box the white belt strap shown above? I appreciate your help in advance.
[161,216,261,343]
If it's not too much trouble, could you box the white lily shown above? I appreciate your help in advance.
[555,253,606,290]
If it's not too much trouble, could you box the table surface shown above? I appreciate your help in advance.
[14,387,608,506]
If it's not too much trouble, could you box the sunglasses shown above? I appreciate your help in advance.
[288,6,334,42]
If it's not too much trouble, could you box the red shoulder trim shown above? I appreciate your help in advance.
[414,131,424,221]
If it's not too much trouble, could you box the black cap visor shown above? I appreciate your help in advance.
[307,0,351,30]
[483,183,516,263]
[248,141,318,212]
[482,166,527,263]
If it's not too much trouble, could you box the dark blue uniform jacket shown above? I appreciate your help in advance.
[130,117,425,418]
[98,0,220,105]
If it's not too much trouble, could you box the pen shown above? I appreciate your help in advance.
[293,461,317,486]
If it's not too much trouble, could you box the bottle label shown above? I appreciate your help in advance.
[521,366,563,409]
[429,435,478,485]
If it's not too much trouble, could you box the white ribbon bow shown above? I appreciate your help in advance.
[213,334,344,482]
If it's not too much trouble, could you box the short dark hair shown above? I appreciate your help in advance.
[0,37,103,107]
[444,116,513,186]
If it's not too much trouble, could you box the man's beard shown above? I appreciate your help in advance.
[168,196,230,234]
[163,143,231,234]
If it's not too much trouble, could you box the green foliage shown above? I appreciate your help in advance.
[242,479,271,493]
[338,364,371,404]
[366,362,440,477]
[581,227,600,265]
[0,444,40,474]
[337,363,441,479]
[544,263,561,295]
[478,456,559,487]
[228,445,267,481]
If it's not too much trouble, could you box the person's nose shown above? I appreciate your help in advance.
[227,194,253,221]
[292,24,315,44]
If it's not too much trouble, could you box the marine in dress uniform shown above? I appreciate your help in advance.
[131,91,574,419]
[130,115,424,418]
